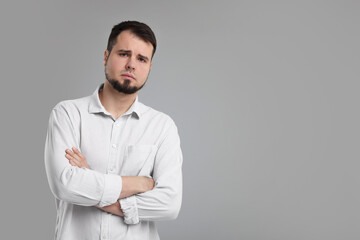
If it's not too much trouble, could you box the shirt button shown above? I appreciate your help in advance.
[112,144,117,148]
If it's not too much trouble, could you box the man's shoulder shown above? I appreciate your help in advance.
[139,102,177,128]
[52,95,91,114]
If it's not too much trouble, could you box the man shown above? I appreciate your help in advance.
[44,21,183,240]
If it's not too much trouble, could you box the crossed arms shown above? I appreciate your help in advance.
[65,147,154,216]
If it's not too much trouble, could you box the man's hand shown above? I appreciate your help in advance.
[95,201,124,216]
[65,147,89,169]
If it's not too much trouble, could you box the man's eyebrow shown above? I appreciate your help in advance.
[117,49,132,53]
[116,50,150,61]
[138,54,149,61]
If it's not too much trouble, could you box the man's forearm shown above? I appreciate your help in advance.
[119,176,154,199]
[96,176,154,216]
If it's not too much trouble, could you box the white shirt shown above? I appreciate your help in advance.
[44,84,183,240]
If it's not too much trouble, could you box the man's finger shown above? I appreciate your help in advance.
[65,153,73,161]
[72,147,85,160]
[69,158,81,167]
[66,149,81,162]
[69,160,78,167]
[65,152,72,160]
[67,155,81,167]
[66,153,80,166]
[72,147,84,159]
[65,149,75,157]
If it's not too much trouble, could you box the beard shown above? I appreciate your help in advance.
[105,69,147,95]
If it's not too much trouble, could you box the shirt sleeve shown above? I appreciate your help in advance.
[44,106,122,207]
[120,118,183,224]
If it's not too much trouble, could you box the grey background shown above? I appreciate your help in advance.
[1,0,359,239]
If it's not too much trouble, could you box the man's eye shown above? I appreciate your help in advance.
[119,53,128,57]
[138,58,146,62]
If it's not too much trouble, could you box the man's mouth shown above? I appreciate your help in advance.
[121,73,136,80]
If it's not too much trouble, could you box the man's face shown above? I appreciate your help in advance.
[104,30,153,94]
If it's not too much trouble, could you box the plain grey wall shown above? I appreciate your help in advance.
[1,0,359,239]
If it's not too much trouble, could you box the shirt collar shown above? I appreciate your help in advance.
[88,84,148,119]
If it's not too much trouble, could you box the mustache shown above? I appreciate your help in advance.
[120,70,136,76]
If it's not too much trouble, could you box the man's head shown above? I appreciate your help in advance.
[104,21,157,95]
[107,21,157,59]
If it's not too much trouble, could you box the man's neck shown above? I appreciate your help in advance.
[99,81,137,119]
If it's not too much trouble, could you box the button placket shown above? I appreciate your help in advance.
[100,213,110,240]
[108,119,122,174]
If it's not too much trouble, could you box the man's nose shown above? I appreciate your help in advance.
[125,57,136,71]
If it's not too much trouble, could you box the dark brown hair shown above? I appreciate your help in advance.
[107,21,157,58]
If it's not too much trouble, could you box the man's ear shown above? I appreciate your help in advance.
[103,50,109,66]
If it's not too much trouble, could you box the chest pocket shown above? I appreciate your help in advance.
[121,145,157,177]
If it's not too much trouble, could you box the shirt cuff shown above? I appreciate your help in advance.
[119,196,139,224]
[98,174,122,207]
